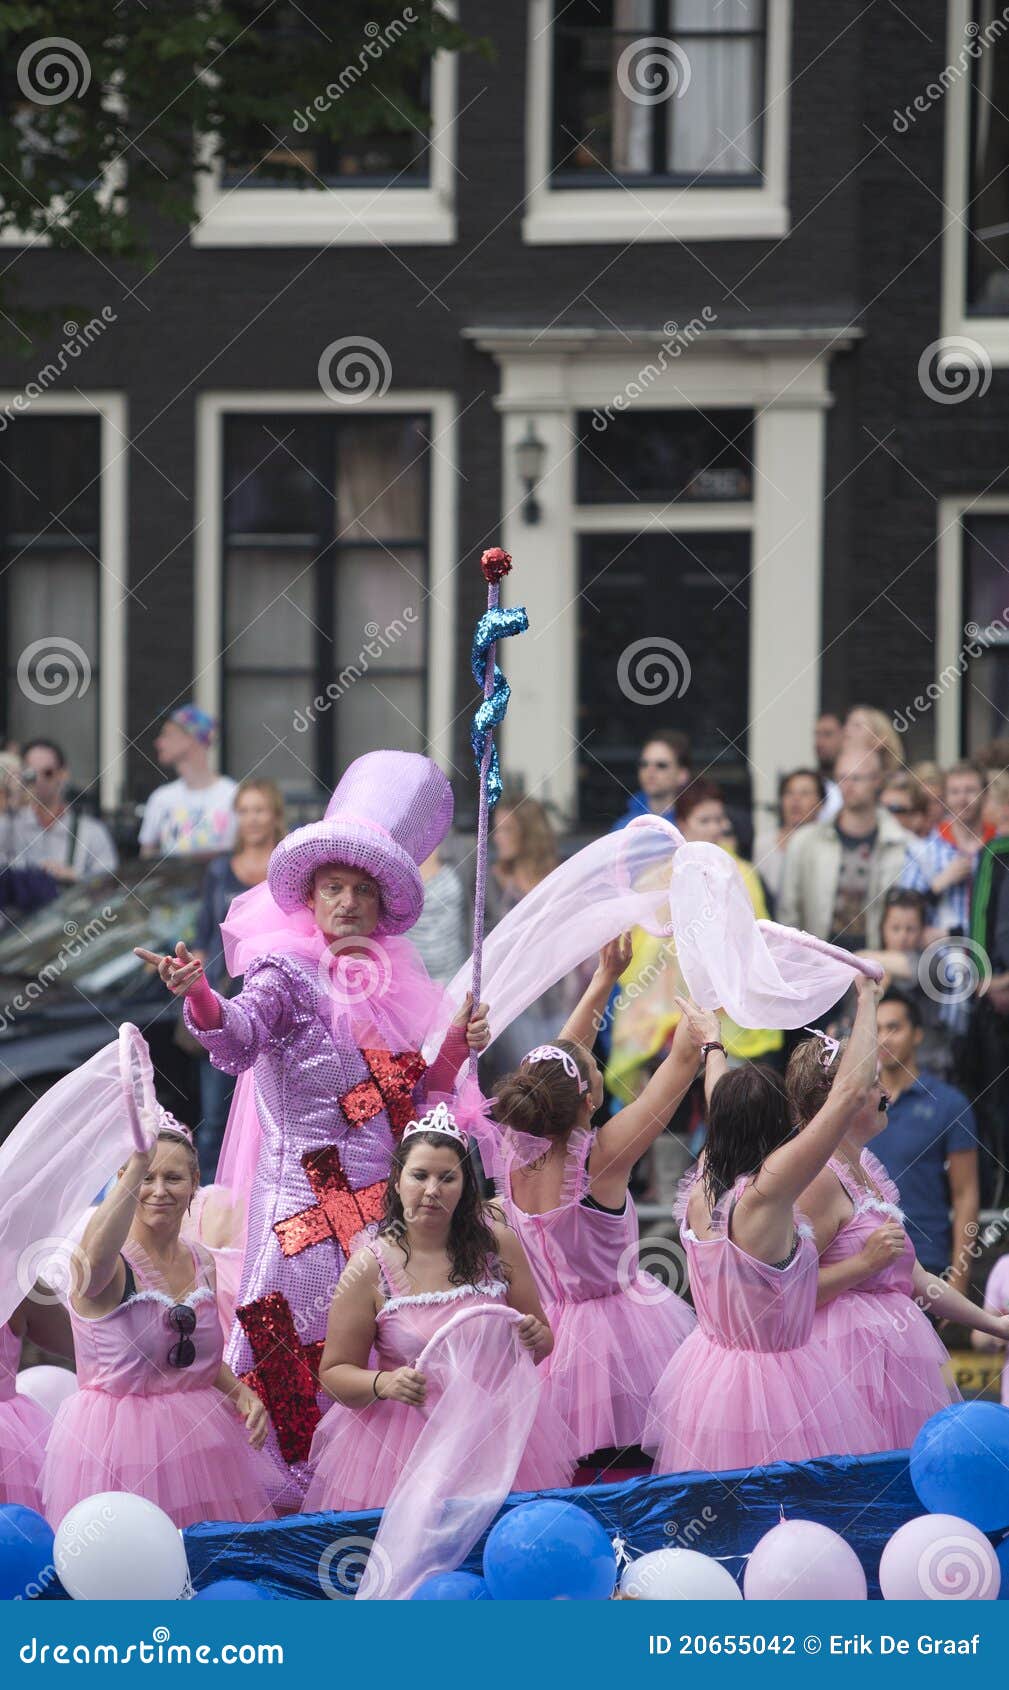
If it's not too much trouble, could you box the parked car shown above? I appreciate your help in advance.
[0,857,207,1141]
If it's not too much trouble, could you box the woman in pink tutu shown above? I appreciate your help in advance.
[304,1100,576,1514]
[645,976,882,1476]
[0,1293,72,1512]
[42,1121,275,1531]
[488,939,700,1459]
[789,1024,1009,1451]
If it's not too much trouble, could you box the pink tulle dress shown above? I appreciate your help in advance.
[502,1127,696,1455]
[814,1150,959,1450]
[644,1170,858,1474]
[302,1232,578,1514]
[0,1321,50,1512]
[41,1239,276,1530]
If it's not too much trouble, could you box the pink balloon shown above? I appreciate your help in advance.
[879,1514,1000,1601]
[743,1520,867,1601]
[16,1365,77,1417]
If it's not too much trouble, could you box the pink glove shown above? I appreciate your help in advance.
[187,970,222,1031]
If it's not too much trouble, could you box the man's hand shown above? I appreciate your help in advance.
[133,940,205,998]
[450,991,490,1051]
[595,934,633,985]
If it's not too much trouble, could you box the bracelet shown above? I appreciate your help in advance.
[700,1041,726,1063]
[372,1371,385,1400]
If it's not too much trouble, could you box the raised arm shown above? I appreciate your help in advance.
[133,942,290,1073]
[74,1147,155,1309]
[755,974,881,1210]
[590,996,716,1191]
[559,936,633,1049]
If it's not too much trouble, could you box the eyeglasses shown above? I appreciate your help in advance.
[885,803,912,816]
[638,758,673,771]
[166,1303,197,1368]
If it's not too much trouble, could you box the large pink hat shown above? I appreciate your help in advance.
[267,750,453,933]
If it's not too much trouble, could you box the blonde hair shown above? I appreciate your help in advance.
[785,1036,843,1126]
[844,706,901,776]
[235,777,285,844]
[496,790,559,886]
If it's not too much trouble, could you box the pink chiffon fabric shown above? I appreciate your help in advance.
[0,1026,157,1329]
[644,1171,859,1475]
[0,1322,49,1512]
[302,1232,577,1516]
[814,1149,959,1451]
[41,1238,276,1531]
[498,1125,696,1456]
[180,1186,245,1339]
[359,1304,544,1600]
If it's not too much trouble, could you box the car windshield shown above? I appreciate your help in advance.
[0,862,205,993]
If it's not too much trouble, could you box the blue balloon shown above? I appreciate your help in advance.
[483,1500,616,1601]
[0,1505,55,1600]
[910,1401,1009,1531]
[195,1579,271,1601]
[996,1536,1009,1600]
[411,1571,491,1600]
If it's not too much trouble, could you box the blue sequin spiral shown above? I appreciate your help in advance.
[470,604,529,809]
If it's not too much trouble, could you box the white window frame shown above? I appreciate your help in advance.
[191,38,457,248]
[466,325,856,820]
[941,0,1009,361]
[523,0,791,245]
[936,493,1009,764]
[194,391,458,778]
[0,392,127,811]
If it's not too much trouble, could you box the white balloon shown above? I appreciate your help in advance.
[54,1493,191,1601]
[879,1513,1000,1601]
[16,1366,77,1417]
[744,1519,867,1601]
[620,1548,742,1600]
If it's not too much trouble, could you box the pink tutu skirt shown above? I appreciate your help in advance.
[544,1281,696,1455]
[0,1394,50,1513]
[41,1387,277,1530]
[813,1290,958,1452]
[304,1386,579,1515]
[643,1328,858,1474]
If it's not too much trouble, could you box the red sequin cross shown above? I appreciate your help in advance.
[340,1048,427,1137]
[238,1292,324,1465]
[274,1144,388,1259]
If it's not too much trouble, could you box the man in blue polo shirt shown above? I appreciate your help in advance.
[873,989,980,1291]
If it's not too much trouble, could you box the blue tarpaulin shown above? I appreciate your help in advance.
[182,1451,921,1600]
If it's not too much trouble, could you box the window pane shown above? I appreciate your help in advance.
[333,676,425,771]
[964,516,1009,749]
[6,549,99,781]
[334,548,425,667]
[968,5,1009,312]
[224,417,327,536]
[8,551,98,657]
[336,417,427,540]
[577,409,754,503]
[669,39,760,176]
[1,416,100,537]
[224,546,316,666]
[226,674,318,791]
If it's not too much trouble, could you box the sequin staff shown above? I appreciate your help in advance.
[469,547,529,1076]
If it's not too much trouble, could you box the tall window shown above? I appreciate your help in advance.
[222,414,429,796]
[552,0,766,185]
[0,416,101,778]
[967,4,1009,312]
[962,515,1009,745]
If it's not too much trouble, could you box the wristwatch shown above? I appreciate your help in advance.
[700,1041,726,1063]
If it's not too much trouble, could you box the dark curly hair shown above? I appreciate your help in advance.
[491,1040,595,1143]
[702,1063,794,1209]
[378,1130,500,1288]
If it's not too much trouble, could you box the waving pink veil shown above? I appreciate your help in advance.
[357,1303,541,1600]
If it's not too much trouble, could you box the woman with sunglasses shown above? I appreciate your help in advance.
[41,1123,274,1530]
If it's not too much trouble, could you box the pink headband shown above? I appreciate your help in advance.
[802,1027,841,1070]
[522,1045,588,1095]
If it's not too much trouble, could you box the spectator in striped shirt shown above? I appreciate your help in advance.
[898,760,993,941]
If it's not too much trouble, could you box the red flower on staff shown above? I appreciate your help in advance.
[481,547,512,584]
